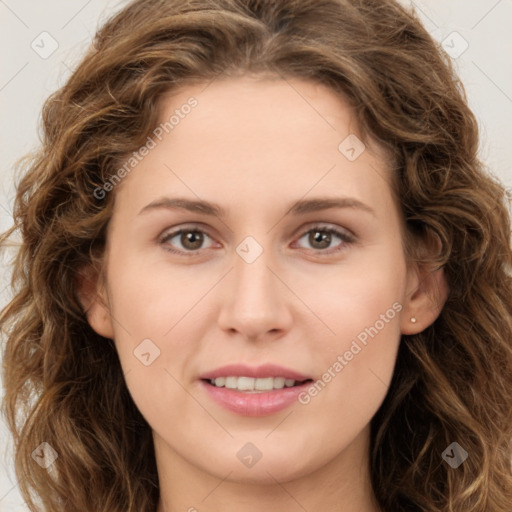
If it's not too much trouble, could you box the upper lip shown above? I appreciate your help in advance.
[199,364,312,381]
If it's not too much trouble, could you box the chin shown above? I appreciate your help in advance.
[195,440,323,485]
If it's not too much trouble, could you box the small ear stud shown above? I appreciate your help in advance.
[410,317,417,323]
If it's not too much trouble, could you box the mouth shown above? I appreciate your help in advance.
[198,364,315,415]
[202,376,314,393]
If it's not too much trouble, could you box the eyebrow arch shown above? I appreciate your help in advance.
[138,196,375,218]
[286,197,375,217]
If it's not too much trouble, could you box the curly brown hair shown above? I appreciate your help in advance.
[1,0,512,511]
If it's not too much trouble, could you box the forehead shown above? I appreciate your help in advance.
[112,76,396,221]
[157,75,364,146]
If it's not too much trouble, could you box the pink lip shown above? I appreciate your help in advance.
[199,363,311,381]
[200,380,312,416]
[198,364,313,417]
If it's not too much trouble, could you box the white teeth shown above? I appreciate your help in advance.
[255,377,273,390]
[210,376,300,392]
[225,376,238,389]
[273,377,285,389]
[237,376,255,390]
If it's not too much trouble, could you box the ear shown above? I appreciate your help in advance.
[75,263,115,339]
[401,254,449,334]
[400,231,449,335]
[400,263,448,335]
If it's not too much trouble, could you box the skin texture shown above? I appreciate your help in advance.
[79,76,447,512]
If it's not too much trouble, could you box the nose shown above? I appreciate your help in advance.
[217,242,293,342]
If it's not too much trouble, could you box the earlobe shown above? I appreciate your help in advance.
[401,264,449,335]
[75,264,115,339]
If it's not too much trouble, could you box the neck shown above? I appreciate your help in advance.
[154,425,381,512]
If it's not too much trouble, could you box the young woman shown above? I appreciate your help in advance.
[1,1,511,511]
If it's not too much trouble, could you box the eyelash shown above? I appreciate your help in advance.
[159,223,355,257]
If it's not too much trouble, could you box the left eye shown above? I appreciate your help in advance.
[293,225,354,253]
[160,224,354,256]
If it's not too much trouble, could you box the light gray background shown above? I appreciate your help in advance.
[1,0,511,509]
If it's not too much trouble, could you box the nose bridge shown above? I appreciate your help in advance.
[235,242,274,297]
[232,237,279,311]
[217,234,291,338]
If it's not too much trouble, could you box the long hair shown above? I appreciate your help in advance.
[1,1,511,510]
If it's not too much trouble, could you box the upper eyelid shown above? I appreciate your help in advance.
[293,222,355,239]
[159,223,215,241]
[159,221,353,236]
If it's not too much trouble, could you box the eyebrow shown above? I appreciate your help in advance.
[138,196,375,218]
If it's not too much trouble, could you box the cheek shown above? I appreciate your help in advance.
[316,285,402,392]
[308,247,405,346]
[103,250,220,408]
[302,250,405,412]
[105,262,204,429]
[106,245,207,336]
[101,252,187,381]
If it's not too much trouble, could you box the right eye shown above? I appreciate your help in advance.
[160,226,217,256]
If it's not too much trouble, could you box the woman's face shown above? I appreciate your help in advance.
[84,76,437,485]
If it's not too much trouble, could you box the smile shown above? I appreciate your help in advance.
[207,376,307,392]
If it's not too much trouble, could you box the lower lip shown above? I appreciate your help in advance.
[200,380,312,416]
